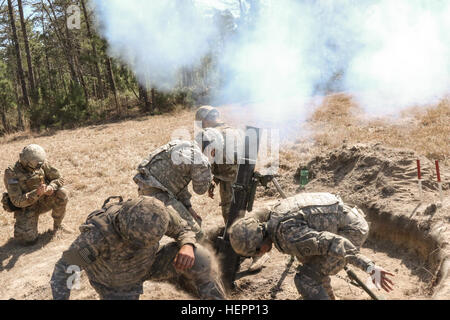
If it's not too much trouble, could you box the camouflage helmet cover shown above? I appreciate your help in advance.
[116,197,170,247]
[19,144,47,169]
[195,106,220,123]
[229,218,265,257]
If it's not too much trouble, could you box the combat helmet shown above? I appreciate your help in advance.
[195,106,221,125]
[19,144,46,171]
[115,197,170,247]
[229,218,266,257]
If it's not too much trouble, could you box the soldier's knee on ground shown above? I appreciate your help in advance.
[294,267,332,300]
[180,245,226,300]
[14,213,39,245]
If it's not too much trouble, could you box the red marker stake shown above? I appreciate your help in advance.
[436,160,443,204]
[417,160,423,200]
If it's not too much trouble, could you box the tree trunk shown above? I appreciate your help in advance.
[151,88,156,112]
[14,76,24,130]
[106,57,119,114]
[139,84,151,113]
[0,106,10,133]
[43,1,79,85]
[81,0,104,99]
[8,0,30,128]
[18,0,36,97]
[62,5,89,101]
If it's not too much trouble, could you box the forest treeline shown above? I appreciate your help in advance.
[0,0,248,135]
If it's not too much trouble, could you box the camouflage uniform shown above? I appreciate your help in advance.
[133,140,212,240]
[50,197,225,300]
[197,125,242,223]
[231,193,373,300]
[3,161,68,244]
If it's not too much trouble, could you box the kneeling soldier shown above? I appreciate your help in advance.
[133,138,219,241]
[50,196,226,300]
[2,144,68,245]
[229,193,395,300]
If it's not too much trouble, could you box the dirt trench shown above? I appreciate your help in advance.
[299,143,450,299]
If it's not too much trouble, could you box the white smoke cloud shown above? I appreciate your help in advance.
[91,0,450,121]
[345,0,450,115]
[90,0,218,90]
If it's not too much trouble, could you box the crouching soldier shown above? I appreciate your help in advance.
[133,138,219,241]
[50,196,226,300]
[229,193,395,300]
[2,144,69,245]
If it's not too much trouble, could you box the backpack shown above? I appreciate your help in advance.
[1,193,21,213]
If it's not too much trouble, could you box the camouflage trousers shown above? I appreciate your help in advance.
[14,188,68,244]
[218,180,233,224]
[51,242,226,300]
[138,188,204,241]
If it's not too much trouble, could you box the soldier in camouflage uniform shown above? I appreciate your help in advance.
[50,196,226,300]
[229,193,395,300]
[196,107,269,271]
[133,140,214,240]
[2,145,69,245]
[195,106,241,224]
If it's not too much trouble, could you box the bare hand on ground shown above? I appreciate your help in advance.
[174,244,195,271]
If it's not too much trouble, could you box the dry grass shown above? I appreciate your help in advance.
[0,109,198,230]
[310,93,450,166]
[0,98,444,300]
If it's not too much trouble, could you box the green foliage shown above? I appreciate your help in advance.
[30,83,88,129]
[153,89,195,113]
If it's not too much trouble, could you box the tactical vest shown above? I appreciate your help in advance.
[266,193,344,250]
[81,199,159,289]
[137,141,194,199]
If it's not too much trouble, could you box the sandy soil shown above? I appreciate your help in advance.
[0,101,448,300]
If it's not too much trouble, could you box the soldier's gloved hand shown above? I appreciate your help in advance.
[208,183,216,199]
[44,185,55,196]
[367,264,395,293]
[36,184,47,197]
[174,244,196,271]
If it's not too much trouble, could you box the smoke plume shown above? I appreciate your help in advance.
[91,0,450,121]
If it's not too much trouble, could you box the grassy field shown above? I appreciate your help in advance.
[0,94,448,300]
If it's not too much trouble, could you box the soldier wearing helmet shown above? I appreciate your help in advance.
[133,140,216,241]
[195,106,224,129]
[195,106,241,224]
[229,193,395,300]
[2,145,69,245]
[51,196,226,300]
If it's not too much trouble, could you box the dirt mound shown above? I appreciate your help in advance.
[300,143,450,298]
[305,143,447,202]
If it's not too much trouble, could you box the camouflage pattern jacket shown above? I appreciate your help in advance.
[251,193,373,273]
[134,140,211,208]
[62,197,197,291]
[196,125,243,183]
[3,161,65,209]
